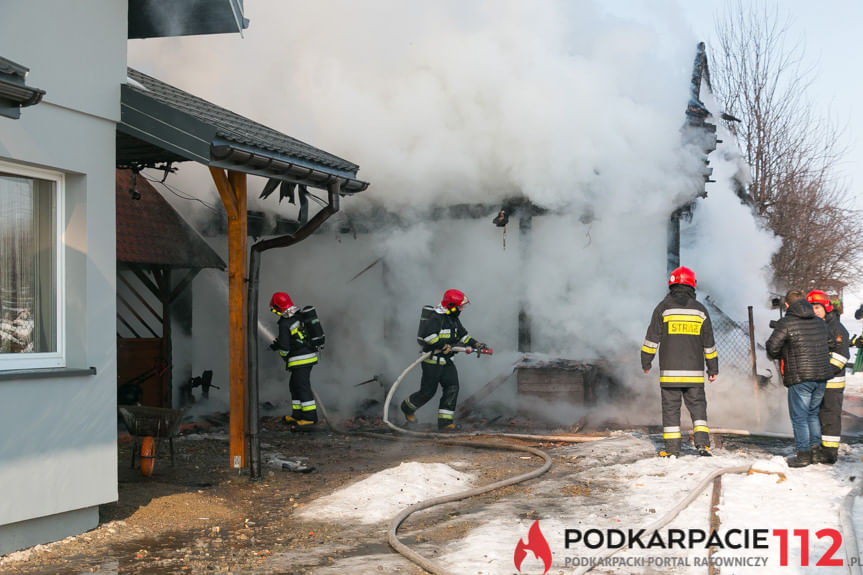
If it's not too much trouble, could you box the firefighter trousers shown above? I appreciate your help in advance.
[406,362,460,428]
[819,387,844,450]
[288,365,317,423]
[661,386,709,450]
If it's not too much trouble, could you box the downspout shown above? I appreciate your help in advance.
[247,179,342,479]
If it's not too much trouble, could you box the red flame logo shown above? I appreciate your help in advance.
[514,520,552,574]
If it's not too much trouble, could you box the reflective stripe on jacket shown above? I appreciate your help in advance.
[417,305,478,362]
[277,316,319,369]
[641,284,718,388]
[825,310,849,388]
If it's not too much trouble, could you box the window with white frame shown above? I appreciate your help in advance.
[0,161,64,369]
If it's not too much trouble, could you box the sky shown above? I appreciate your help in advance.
[676,0,863,316]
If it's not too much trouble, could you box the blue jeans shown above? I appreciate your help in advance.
[787,381,826,451]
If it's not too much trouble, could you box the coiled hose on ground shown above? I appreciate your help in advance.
[374,349,551,574]
[313,352,861,574]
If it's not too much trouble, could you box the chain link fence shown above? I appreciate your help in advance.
[703,296,773,384]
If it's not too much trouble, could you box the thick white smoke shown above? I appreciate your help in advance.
[130,1,784,430]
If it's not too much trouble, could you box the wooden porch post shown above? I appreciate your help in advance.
[210,167,248,470]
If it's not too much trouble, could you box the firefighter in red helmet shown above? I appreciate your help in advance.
[641,266,718,457]
[269,291,319,430]
[806,289,849,464]
[401,289,491,431]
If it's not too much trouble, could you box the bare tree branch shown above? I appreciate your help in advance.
[710,0,863,292]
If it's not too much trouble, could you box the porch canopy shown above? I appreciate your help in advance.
[118,67,368,193]
[117,67,368,469]
[116,169,225,407]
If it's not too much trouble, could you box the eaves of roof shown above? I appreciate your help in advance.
[119,68,368,193]
[0,56,45,119]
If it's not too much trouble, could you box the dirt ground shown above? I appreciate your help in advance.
[0,414,572,575]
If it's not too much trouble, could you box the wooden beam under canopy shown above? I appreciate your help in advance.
[210,167,248,470]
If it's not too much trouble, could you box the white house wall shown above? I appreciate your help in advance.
[0,0,126,554]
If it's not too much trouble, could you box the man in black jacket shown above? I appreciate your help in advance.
[641,266,718,457]
[806,290,849,464]
[766,290,833,467]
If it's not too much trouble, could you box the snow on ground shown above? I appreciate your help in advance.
[847,371,863,398]
[295,461,474,524]
[296,432,862,574]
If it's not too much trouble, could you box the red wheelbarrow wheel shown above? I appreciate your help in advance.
[139,436,156,477]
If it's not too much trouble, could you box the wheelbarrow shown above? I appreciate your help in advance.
[118,405,184,476]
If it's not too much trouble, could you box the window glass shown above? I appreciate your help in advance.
[0,168,62,365]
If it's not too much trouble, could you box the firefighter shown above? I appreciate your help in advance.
[401,289,490,431]
[806,290,849,464]
[269,291,319,430]
[641,266,718,457]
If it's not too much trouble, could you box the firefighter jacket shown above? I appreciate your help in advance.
[765,299,833,387]
[824,310,849,389]
[417,305,479,366]
[641,284,718,387]
[275,313,318,369]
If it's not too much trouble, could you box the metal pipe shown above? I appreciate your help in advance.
[247,179,342,479]
[748,305,761,425]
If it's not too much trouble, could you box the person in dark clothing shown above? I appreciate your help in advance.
[641,266,718,457]
[806,290,849,464]
[766,289,833,467]
[269,291,320,430]
[401,289,490,431]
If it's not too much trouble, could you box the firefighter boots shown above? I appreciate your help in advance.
[809,444,823,464]
[400,400,417,425]
[697,446,712,457]
[437,423,456,432]
[786,450,811,468]
[290,419,318,432]
[659,438,681,458]
[820,446,838,464]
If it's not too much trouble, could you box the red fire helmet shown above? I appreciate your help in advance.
[668,266,696,289]
[269,291,294,313]
[806,289,833,312]
[441,289,469,310]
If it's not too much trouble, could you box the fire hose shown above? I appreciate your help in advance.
[381,347,553,575]
[572,464,752,575]
[571,462,862,575]
[314,352,860,574]
[841,479,863,575]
